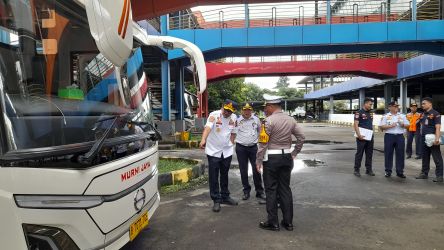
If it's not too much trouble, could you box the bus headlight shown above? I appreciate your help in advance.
[23,224,79,250]
[14,195,104,209]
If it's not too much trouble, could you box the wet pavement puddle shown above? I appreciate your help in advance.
[232,159,328,176]
[304,140,344,145]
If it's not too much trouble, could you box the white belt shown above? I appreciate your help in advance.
[267,149,292,155]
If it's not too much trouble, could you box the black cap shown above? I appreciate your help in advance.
[388,101,399,107]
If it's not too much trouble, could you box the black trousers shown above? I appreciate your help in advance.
[384,134,405,174]
[207,154,232,203]
[263,154,294,225]
[354,138,374,171]
[236,144,264,195]
[406,130,422,157]
[421,136,444,177]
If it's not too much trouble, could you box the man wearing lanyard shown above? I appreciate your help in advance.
[379,102,410,178]
[200,99,239,212]
[406,103,422,159]
[353,98,375,177]
[256,94,305,231]
[232,103,266,202]
[415,97,443,183]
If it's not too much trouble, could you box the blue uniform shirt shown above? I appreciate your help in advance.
[420,109,441,135]
[355,109,373,130]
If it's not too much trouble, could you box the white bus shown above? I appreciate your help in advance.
[0,0,206,249]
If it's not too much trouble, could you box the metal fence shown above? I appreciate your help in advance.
[211,52,421,63]
[169,0,441,30]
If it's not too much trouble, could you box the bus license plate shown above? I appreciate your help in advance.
[129,211,149,241]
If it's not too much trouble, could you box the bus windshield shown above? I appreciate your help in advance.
[0,0,155,166]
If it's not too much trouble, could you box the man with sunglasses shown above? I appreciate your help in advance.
[415,97,443,183]
[200,99,239,212]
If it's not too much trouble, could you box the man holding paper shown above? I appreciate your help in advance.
[379,102,410,178]
[353,98,375,177]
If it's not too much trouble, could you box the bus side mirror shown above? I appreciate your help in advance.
[85,0,133,67]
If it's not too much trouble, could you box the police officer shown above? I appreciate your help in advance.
[415,97,443,183]
[256,94,305,231]
[379,102,409,178]
[200,99,239,212]
[406,103,422,159]
[353,98,375,177]
[232,103,266,202]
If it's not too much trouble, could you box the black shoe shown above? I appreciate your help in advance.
[415,173,428,179]
[406,155,412,159]
[212,202,221,212]
[415,156,422,160]
[366,170,375,176]
[385,172,391,177]
[256,193,266,200]
[281,221,294,231]
[354,171,361,177]
[259,221,280,231]
[433,176,443,183]
[242,193,250,200]
[397,173,406,178]
[258,199,266,205]
[221,197,238,206]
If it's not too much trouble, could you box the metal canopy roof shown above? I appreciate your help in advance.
[398,54,444,80]
[304,77,388,100]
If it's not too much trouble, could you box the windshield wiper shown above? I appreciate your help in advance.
[77,112,161,165]
[77,116,118,165]
[77,112,134,165]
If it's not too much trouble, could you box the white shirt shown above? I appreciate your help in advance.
[205,110,237,158]
[233,115,261,146]
[379,112,410,134]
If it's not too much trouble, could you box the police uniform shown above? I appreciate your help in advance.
[418,109,443,178]
[379,111,409,176]
[256,95,305,230]
[233,103,265,200]
[354,108,374,173]
[406,105,422,159]
[204,100,238,207]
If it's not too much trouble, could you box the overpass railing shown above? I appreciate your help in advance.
[169,0,441,30]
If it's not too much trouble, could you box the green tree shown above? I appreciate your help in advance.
[241,83,264,102]
[207,78,246,110]
[275,76,290,89]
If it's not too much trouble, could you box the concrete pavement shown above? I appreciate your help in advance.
[123,123,444,250]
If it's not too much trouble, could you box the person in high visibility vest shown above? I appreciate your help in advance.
[406,103,422,159]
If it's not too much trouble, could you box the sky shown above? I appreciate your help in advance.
[244,76,306,90]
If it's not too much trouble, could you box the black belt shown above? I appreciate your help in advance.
[237,143,257,147]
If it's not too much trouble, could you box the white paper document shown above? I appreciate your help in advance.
[354,128,374,141]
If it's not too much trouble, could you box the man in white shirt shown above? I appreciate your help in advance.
[200,99,239,212]
[232,103,265,202]
[379,101,410,178]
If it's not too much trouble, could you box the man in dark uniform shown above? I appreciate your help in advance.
[415,97,443,183]
[353,98,375,177]
[256,94,305,231]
